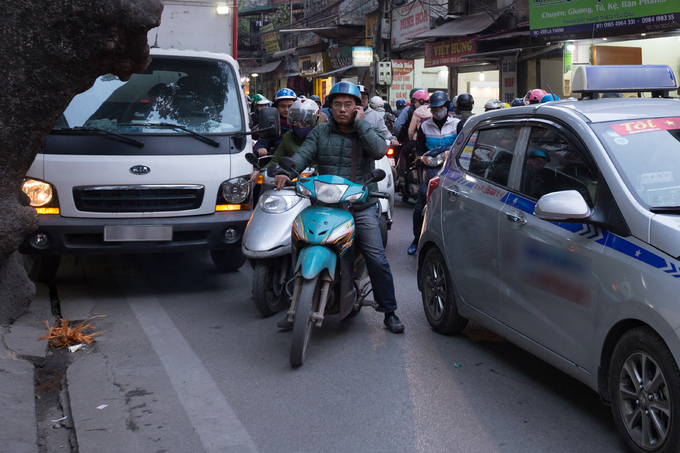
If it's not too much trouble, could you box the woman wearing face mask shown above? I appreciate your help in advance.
[407,91,460,255]
[259,98,319,174]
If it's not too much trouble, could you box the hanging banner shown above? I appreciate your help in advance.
[327,46,353,70]
[530,0,679,37]
[352,47,373,67]
[501,55,517,104]
[389,60,415,108]
[424,37,476,68]
[261,23,280,57]
[299,53,323,76]
[391,2,430,50]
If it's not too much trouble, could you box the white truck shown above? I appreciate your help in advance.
[20,48,258,281]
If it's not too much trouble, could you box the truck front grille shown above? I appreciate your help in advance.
[73,185,205,213]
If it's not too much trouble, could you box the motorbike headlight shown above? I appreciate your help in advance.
[422,154,445,167]
[344,192,363,203]
[261,193,302,213]
[221,177,250,204]
[314,181,348,204]
[297,183,312,198]
[22,179,53,207]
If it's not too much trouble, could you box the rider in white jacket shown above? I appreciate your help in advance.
[358,85,399,146]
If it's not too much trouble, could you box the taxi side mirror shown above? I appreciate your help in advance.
[534,190,591,221]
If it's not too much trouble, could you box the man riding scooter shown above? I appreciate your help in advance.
[274,81,405,334]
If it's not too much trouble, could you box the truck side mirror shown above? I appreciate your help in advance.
[258,107,280,140]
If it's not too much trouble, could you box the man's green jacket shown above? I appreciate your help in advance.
[279,117,387,211]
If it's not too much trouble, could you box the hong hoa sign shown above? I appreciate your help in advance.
[424,37,476,68]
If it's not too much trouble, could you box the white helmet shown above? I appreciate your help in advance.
[286,98,319,127]
[369,96,384,109]
[484,99,503,111]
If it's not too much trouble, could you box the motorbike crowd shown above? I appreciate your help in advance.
[243,81,565,365]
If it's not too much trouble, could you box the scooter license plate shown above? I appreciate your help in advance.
[389,157,395,167]
[104,225,173,242]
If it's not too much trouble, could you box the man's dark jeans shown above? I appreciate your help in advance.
[354,206,398,313]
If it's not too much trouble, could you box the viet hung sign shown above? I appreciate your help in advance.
[424,37,476,68]
[530,0,679,37]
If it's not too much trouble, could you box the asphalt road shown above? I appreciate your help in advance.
[51,200,626,453]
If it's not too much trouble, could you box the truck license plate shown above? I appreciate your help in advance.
[104,226,173,242]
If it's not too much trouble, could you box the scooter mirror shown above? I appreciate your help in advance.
[258,107,280,140]
[266,164,280,177]
[366,168,386,184]
[245,153,259,168]
[278,157,297,173]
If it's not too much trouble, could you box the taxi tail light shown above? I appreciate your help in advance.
[386,147,395,157]
[426,176,440,204]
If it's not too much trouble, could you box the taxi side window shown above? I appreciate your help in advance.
[464,127,521,187]
[520,127,597,205]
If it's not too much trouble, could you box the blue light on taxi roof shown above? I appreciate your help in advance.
[572,65,678,95]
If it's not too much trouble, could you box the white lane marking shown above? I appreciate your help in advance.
[119,275,260,453]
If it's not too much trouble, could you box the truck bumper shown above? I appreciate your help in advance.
[19,211,253,256]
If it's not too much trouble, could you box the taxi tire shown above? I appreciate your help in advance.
[609,327,680,453]
[420,248,468,334]
[210,249,246,272]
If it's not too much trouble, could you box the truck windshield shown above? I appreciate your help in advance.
[55,56,243,134]
[592,118,680,210]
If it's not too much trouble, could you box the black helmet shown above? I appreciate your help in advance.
[409,87,422,100]
[456,93,474,111]
[428,91,450,108]
[310,95,321,103]
[357,85,369,95]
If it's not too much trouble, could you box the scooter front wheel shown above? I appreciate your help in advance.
[290,275,321,367]
[252,257,288,317]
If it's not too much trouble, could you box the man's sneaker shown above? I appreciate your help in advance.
[277,315,293,331]
[407,243,417,255]
[384,314,405,333]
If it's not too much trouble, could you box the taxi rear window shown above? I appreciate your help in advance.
[593,118,680,210]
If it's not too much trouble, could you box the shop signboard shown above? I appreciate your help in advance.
[501,55,517,104]
[530,0,679,37]
[424,37,476,68]
[389,59,415,108]
[366,14,380,47]
[299,53,323,76]
[391,1,430,50]
[261,23,280,57]
[327,46,353,70]
[352,47,373,67]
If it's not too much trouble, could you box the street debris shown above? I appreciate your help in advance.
[454,363,462,368]
[51,416,68,422]
[68,343,85,353]
[96,404,108,410]
[39,316,105,348]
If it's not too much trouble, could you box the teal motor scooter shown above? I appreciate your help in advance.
[277,157,388,366]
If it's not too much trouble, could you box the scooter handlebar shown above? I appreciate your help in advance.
[369,192,391,199]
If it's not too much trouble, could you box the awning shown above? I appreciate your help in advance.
[476,30,530,41]
[272,49,295,59]
[462,48,523,60]
[316,65,354,78]
[251,60,282,74]
[415,12,497,39]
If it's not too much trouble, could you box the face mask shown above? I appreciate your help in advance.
[294,126,312,139]
[432,108,447,120]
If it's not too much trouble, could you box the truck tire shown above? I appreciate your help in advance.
[23,254,61,284]
[210,249,246,272]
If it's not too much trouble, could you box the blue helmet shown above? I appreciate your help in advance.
[428,91,450,109]
[511,98,524,107]
[540,93,560,103]
[396,99,406,108]
[527,149,551,162]
[274,88,297,106]
[327,81,361,105]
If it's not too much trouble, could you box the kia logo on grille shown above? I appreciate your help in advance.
[130,165,150,175]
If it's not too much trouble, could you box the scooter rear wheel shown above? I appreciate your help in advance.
[290,275,321,367]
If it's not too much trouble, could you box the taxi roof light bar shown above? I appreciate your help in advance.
[572,65,678,99]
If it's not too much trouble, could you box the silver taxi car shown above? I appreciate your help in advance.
[417,65,680,453]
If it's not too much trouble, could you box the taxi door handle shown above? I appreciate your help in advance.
[445,187,460,198]
[505,211,527,225]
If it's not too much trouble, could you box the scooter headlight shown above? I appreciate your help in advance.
[422,154,445,167]
[261,193,302,213]
[314,181,348,204]
[221,177,250,204]
[344,192,363,203]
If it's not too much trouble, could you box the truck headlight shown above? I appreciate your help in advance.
[221,177,250,204]
[22,179,54,207]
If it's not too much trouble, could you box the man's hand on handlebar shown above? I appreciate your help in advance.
[275,175,290,191]
[256,148,268,157]
[249,170,259,182]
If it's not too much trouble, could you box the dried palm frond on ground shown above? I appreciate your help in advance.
[39,316,105,348]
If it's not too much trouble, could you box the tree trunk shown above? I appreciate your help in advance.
[0,0,163,324]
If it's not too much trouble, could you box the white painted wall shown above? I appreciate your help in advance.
[597,37,680,77]
[148,2,234,55]
[413,59,449,91]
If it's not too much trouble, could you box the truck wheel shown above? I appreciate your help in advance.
[379,214,388,248]
[23,254,61,284]
[420,248,468,334]
[609,327,680,453]
[252,258,288,317]
[210,249,246,272]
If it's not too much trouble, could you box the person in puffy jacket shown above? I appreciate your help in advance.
[370,95,396,135]
[357,85,397,145]
[274,81,404,334]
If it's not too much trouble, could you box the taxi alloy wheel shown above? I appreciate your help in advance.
[610,327,680,453]
[420,248,467,334]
